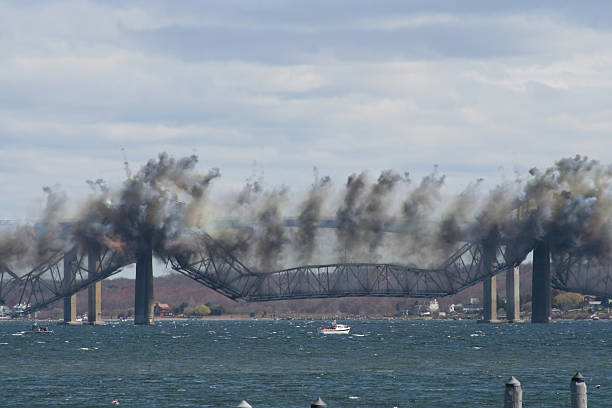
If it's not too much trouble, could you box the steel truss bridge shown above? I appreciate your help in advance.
[2,230,612,315]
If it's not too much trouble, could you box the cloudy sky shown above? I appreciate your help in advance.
[1,0,611,220]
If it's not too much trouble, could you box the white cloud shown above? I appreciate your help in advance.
[1,1,612,220]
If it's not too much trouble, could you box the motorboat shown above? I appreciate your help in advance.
[319,320,350,334]
[26,323,53,334]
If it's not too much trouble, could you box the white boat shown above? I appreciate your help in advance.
[319,320,350,334]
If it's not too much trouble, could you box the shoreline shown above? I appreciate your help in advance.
[2,313,609,323]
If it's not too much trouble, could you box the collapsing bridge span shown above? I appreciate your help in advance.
[166,239,531,301]
[2,231,612,324]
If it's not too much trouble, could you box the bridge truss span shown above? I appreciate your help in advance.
[165,232,258,300]
[241,263,450,301]
[552,252,612,298]
[169,239,533,301]
[0,246,132,315]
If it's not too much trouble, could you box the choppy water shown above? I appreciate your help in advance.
[0,319,610,407]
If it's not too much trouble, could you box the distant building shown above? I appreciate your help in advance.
[583,295,603,311]
[449,303,463,313]
[407,299,440,317]
[462,305,483,314]
[408,302,429,316]
[11,303,30,316]
[154,302,173,317]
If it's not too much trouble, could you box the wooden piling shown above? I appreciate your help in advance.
[571,372,587,408]
[504,376,522,408]
[311,396,327,407]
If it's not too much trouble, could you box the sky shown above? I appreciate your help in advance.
[1,0,612,221]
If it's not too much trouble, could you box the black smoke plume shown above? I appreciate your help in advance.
[294,174,331,263]
[5,153,612,280]
[253,187,289,271]
[75,152,219,260]
[335,172,368,259]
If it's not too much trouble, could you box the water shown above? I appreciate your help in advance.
[0,319,610,407]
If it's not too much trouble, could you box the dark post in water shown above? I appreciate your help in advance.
[63,247,77,324]
[481,236,498,323]
[531,240,551,323]
[504,376,522,408]
[311,397,327,408]
[571,372,587,408]
[506,266,520,322]
[134,233,154,325]
[87,243,103,324]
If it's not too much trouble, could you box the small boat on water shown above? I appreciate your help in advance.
[26,323,53,334]
[319,320,350,334]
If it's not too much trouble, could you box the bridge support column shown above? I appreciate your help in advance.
[63,247,78,325]
[532,240,551,323]
[506,266,520,322]
[481,238,499,323]
[87,245,104,324]
[482,275,498,322]
[134,235,154,325]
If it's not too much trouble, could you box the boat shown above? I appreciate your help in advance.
[319,320,350,334]
[26,323,53,334]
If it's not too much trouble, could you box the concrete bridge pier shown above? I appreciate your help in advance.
[482,275,498,322]
[63,247,78,324]
[134,235,154,325]
[481,240,499,323]
[506,266,520,322]
[532,240,551,323]
[87,245,104,324]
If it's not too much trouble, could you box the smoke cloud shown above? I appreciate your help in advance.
[294,174,331,264]
[3,153,612,278]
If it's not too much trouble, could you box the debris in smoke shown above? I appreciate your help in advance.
[75,152,221,261]
[236,177,263,208]
[253,187,289,271]
[34,185,69,260]
[86,179,108,193]
[360,170,406,252]
[396,168,446,265]
[438,179,483,247]
[335,171,407,259]
[294,173,331,263]
[4,153,612,279]
[335,172,368,259]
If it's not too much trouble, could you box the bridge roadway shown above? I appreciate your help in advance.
[1,228,612,324]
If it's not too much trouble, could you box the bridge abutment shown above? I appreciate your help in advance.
[87,245,104,324]
[531,240,551,323]
[63,247,78,324]
[506,266,520,322]
[134,235,154,325]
